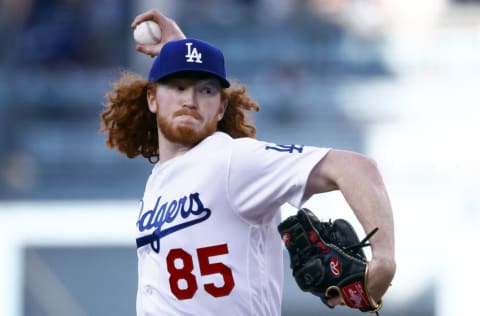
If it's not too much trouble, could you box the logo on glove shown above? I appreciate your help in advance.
[329,257,342,277]
[341,281,370,309]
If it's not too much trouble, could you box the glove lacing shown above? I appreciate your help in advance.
[344,227,379,254]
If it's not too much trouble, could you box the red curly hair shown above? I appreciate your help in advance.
[100,71,259,163]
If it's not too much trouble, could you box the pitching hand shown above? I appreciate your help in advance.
[366,256,396,303]
[131,9,186,57]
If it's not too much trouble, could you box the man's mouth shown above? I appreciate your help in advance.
[174,110,203,121]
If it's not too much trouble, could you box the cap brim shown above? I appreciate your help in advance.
[155,69,230,88]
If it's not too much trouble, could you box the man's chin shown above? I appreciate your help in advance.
[164,126,213,147]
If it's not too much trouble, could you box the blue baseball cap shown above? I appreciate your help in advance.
[148,38,230,88]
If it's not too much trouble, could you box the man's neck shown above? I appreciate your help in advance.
[157,135,192,163]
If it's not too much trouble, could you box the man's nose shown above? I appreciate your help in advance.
[182,87,198,109]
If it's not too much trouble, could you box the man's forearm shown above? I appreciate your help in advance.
[336,155,395,259]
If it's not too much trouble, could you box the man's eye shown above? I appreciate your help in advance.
[201,85,218,94]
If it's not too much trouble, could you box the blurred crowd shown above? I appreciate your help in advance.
[0,0,476,200]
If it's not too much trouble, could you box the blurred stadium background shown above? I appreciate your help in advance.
[1,0,479,315]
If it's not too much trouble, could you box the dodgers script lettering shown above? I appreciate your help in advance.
[136,193,212,252]
[137,193,210,231]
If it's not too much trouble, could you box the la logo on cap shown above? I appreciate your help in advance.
[185,42,203,64]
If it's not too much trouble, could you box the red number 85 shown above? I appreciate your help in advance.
[166,243,235,300]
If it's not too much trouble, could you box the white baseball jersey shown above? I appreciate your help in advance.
[135,132,329,316]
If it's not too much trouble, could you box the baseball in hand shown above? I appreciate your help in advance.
[133,21,162,45]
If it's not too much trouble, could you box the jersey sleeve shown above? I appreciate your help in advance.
[227,138,330,223]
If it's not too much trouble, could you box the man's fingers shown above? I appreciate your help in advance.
[131,10,155,28]
[131,9,168,29]
[135,45,156,58]
[131,9,185,57]
[326,295,344,308]
[131,9,158,28]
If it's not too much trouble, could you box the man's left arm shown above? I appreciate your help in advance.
[303,149,396,306]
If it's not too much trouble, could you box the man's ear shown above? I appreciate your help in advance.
[147,87,158,113]
[217,99,228,121]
